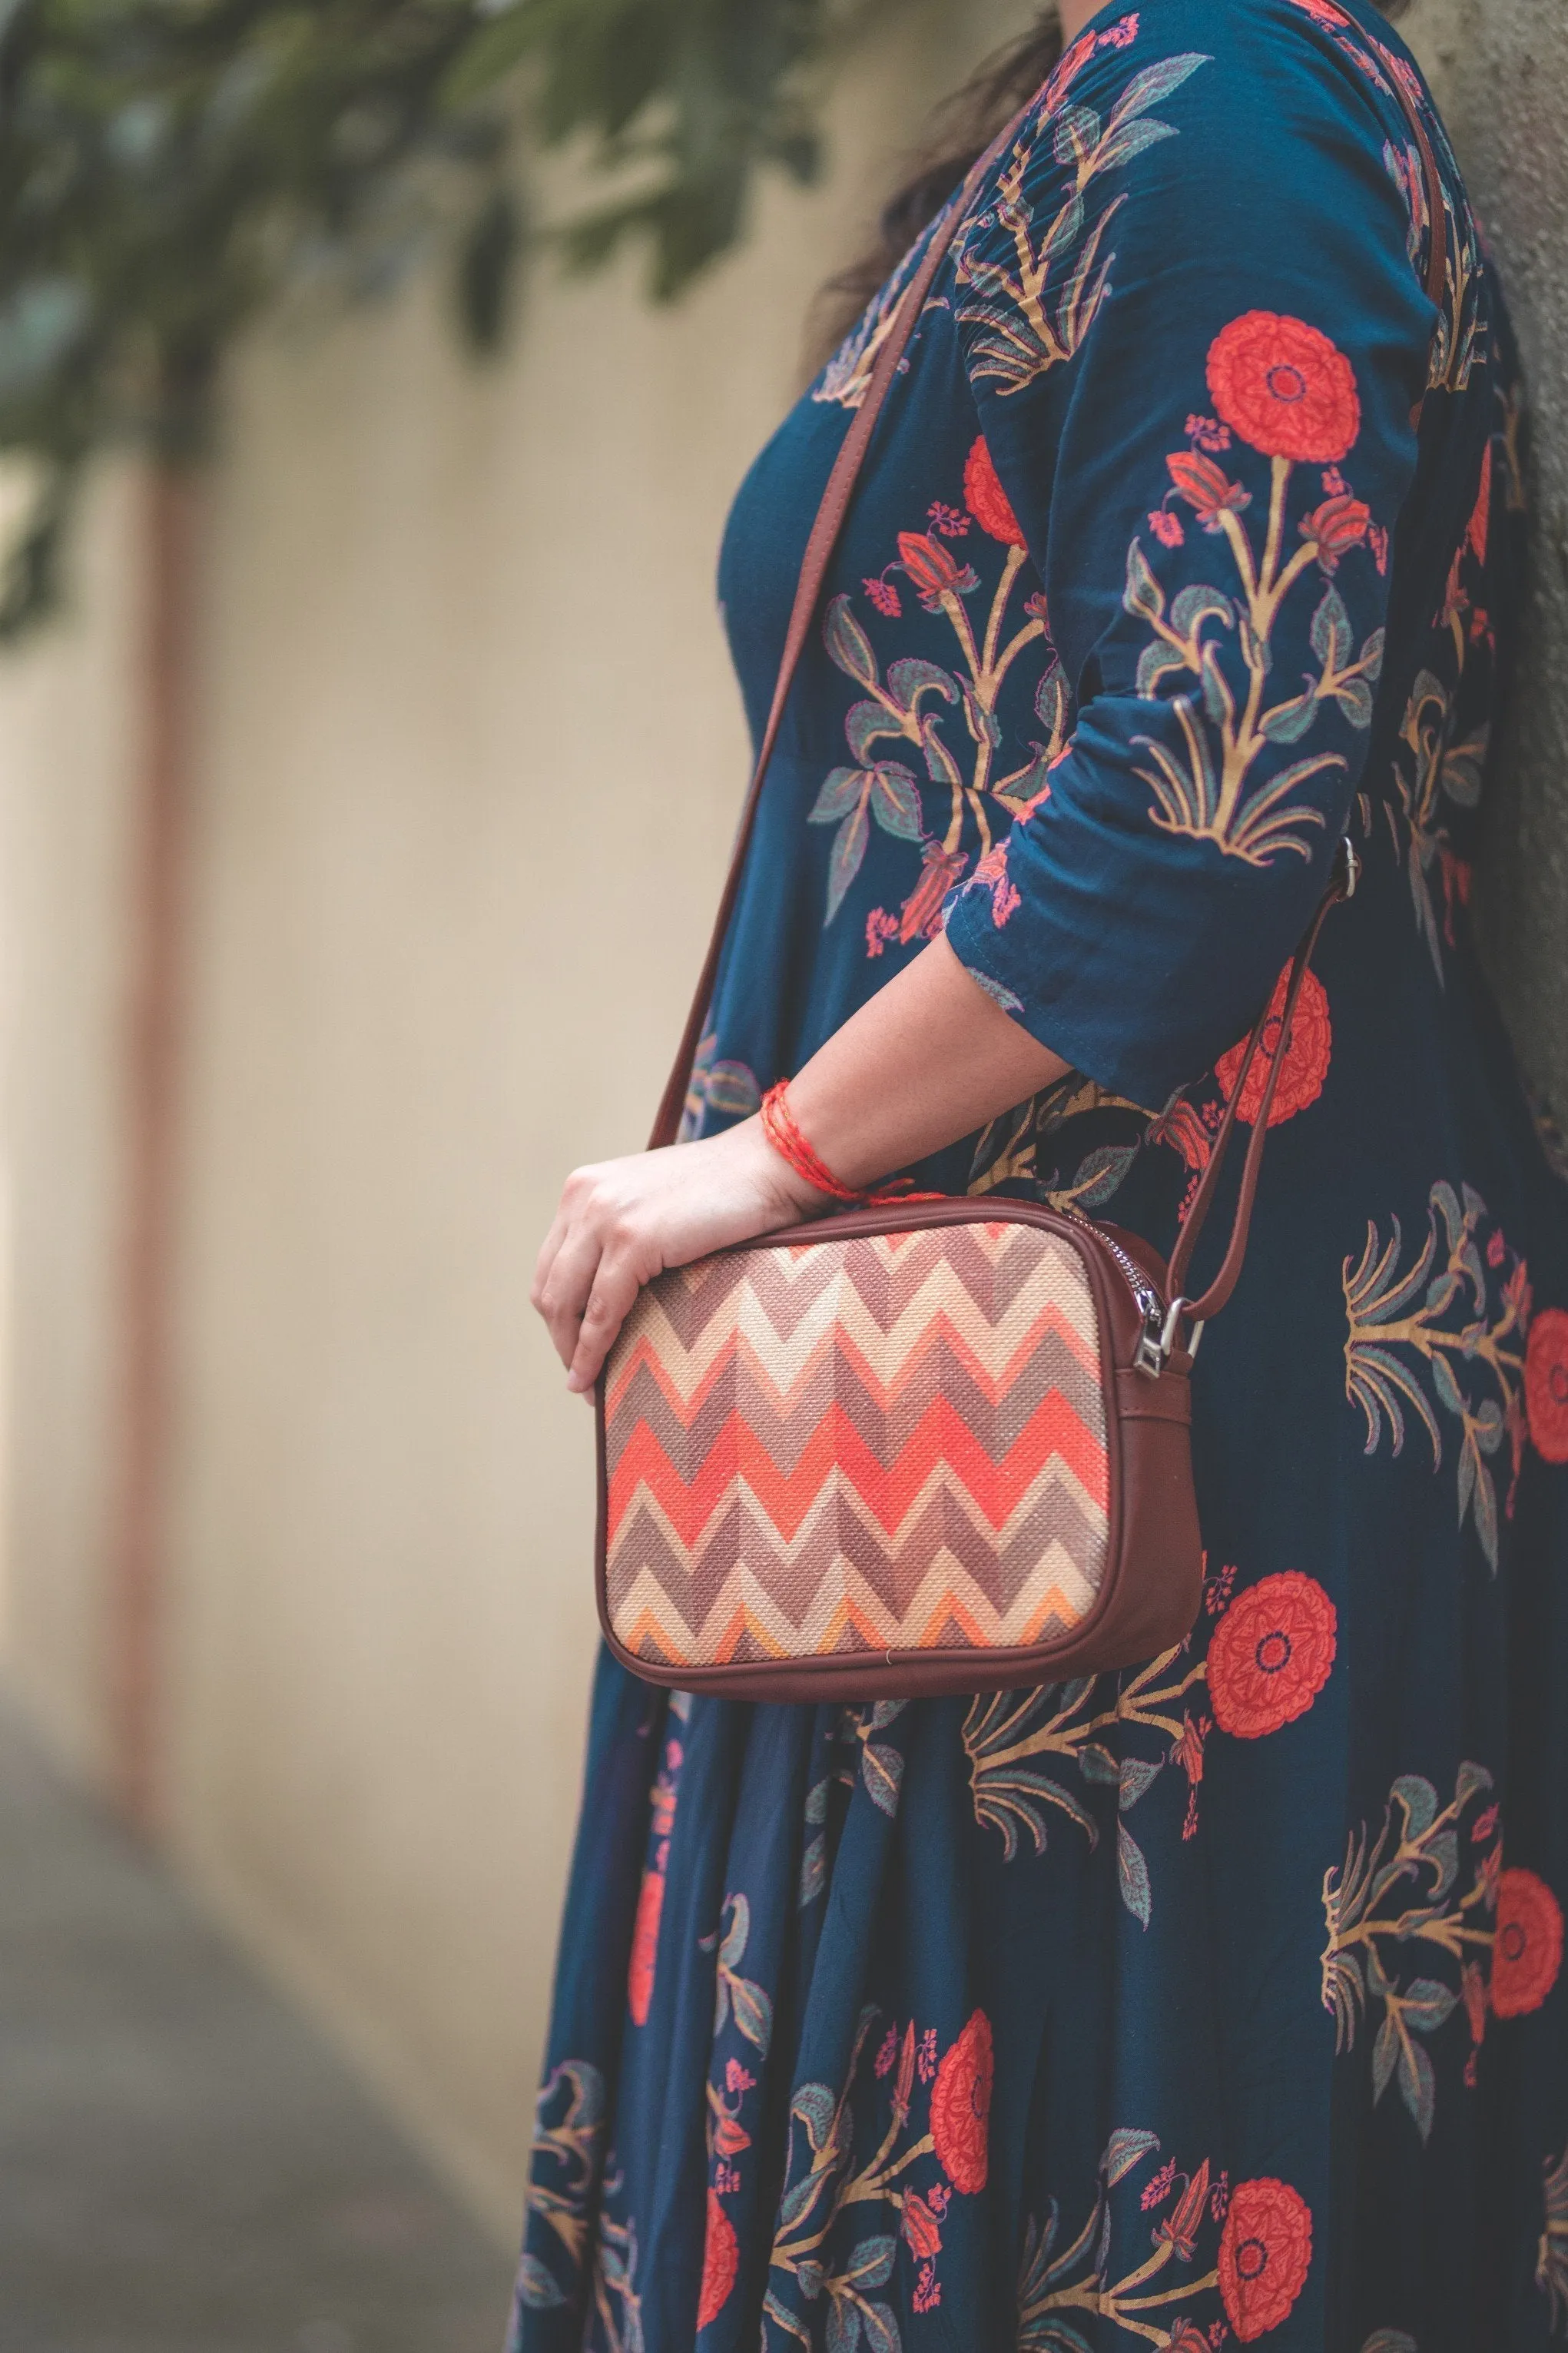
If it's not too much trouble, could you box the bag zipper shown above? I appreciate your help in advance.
[1060,1204,1170,1378]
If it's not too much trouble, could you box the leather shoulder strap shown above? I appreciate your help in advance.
[647,98,1042,1150]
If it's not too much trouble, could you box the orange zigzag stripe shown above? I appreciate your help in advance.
[605,1295,1098,1427]
[606,1389,1106,1548]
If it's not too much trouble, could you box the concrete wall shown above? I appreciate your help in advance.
[1411,0,1568,1120]
[0,467,141,1787]
[0,0,1557,2243]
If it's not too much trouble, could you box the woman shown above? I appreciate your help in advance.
[519,0,1567,2345]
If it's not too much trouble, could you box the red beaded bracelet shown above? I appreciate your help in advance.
[758,1081,943,1207]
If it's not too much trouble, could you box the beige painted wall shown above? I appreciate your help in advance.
[0,0,1556,2247]
[0,466,141,1787]
[0,0,1031,2238]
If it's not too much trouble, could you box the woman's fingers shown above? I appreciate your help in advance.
[565,1250,646,1394]
[536,1225,605,1370]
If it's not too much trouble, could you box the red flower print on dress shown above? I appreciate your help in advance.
[697,2188,739,2329]
[626,1867,665,2026]
[1467,439,1493,563]
[901,2188,945,2259]
[1206,312,1361,464]
[1218,2177,1314,2341]
[1167,449,1251,530]
[863,575,902,619]
[1215,965,1331,1126]
[1149,507,1185,549]
[1300,491,1371,571]
[897,530,980,609]
[1525,1306,1568,1462]
[930,2010,993,2195]
[963,436,1027,547]
[1491,1868,1564,2018]
[1207,1571,1337,1739]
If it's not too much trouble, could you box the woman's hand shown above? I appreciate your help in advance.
[532,1118,821,1395]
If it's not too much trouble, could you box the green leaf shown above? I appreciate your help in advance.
[1118,1755,1163,1811]
[1398,2030,1437,2141]
[824,802,870,924]
[1089,117,1179,175]
[870,763,923,841]
[1124,539,1165,622]
[860,2302,900,2353]
[719,1892,750,1968]
[791,2081,839,2154]
[1069,1143,1137,1211]
[824,595,880,688]
[1103,2126,1160,2185]
[1392,1774,1440,1841]
[1371,2010,1400,2103]
[1104,53,1210,129]
[861,1741,903,1817]
[517,2253,567,2308]
[1261,687,1320,744]
[1078,1742,1121,1784]
[1169,582,1235,636]
[799,1832,826,1909]
[728,1970,774,2056]
[1053,104,1102,167]
[1311,582,1353,672]
[1117,1821,1152,1928]
[844,2236,897,2291]
[1401,1977,1458,2033]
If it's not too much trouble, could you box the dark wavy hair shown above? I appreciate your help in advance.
[809,1,1414,368]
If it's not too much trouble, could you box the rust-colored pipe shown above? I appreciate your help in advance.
[110,461,197,1832]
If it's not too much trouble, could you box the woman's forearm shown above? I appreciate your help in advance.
[533,934,1068,1389]
[784,932,1069,1189]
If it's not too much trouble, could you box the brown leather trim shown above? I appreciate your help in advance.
[595,1202,1202,1701]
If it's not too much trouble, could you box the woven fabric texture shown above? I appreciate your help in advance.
[602,1220,1109,1668]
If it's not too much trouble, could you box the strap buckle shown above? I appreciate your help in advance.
[1134,1296,1204,1378]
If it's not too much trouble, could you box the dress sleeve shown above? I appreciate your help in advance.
[940,3,1435,1110]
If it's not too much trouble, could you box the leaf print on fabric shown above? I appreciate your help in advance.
[1360,2335,1418,2353]
[712,1893,774,2058]
[516,2059,607,2314]
[955,51,1212,400]
[819,444,1069,938]
[764,2007,964,2351]
[1539,2144,1568,2333]
[1390,669,1487,977]
[680,1032,762,1140]
[587,2174,644,2353]
[1016,2129,1309,2346]
[1321,1764,1500,2141]
[1125,320,1387,867]
[963,1653,1201,1923]
[1344,1180,1532,1570]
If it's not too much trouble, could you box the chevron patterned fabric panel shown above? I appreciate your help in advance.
[602,1220,1109,1671]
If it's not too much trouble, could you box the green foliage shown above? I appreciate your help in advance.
[0,0,866,636]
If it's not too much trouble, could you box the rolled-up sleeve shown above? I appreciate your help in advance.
[941,6,1433,1110]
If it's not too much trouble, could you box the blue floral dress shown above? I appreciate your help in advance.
[511,4,1568,2347]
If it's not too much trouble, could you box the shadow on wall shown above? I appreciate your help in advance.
[1415,0,1568,1120]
